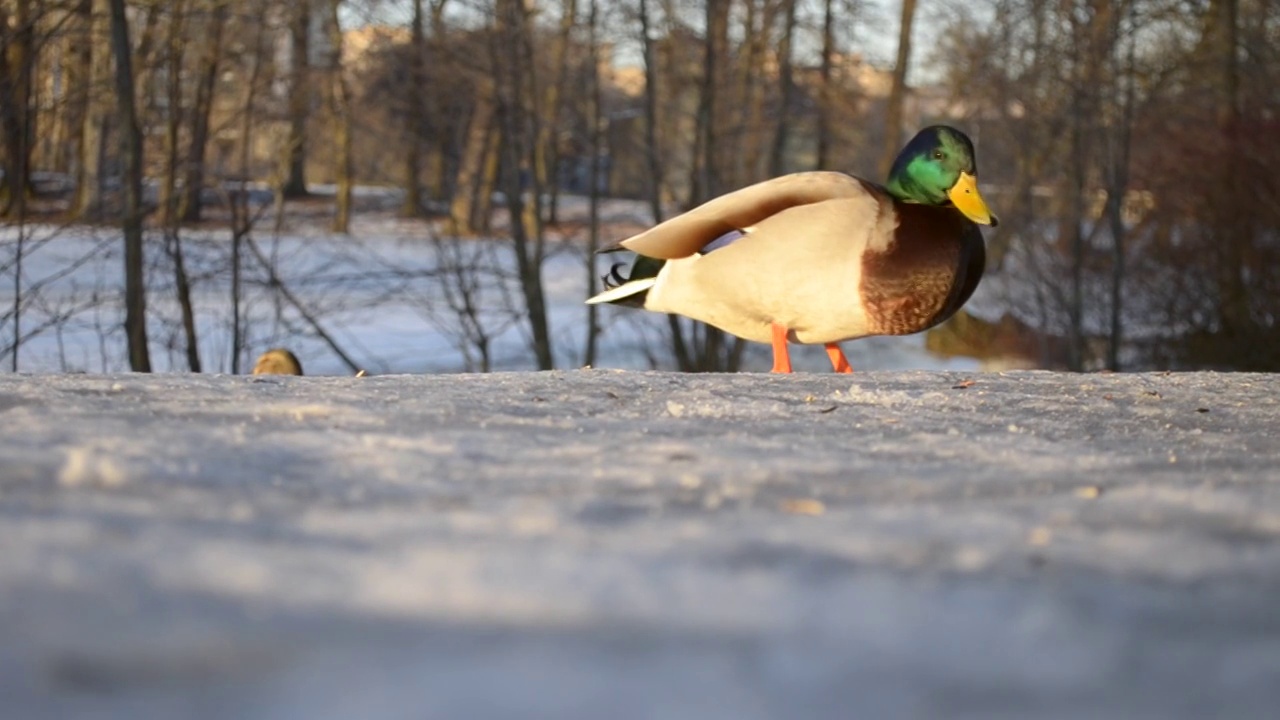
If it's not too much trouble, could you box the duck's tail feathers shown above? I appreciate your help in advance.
[586,275,657,306]
[586,257,666,307]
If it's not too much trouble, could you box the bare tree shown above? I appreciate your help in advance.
[769,0,798,177]
[878,0,918,177]
[327,0,354,233]
[180,0,227,223]
[688,0,729,206]
[492,0,553,369]
[0,0,35,217]
[401,0,426,217]
[816,0,836,169]
[74,0,111,219]
[583,0,602,366]
[281,0,311,198]
[1104,0,1137,370]
[449,80,496,236]
[538,0,578,225]
[637,0,664,223]
[107,0,151,371]
[158,0,189,227]
[58,0,94,178]
[157,0,200,371]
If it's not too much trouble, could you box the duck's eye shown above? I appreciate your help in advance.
[933,151,945,160]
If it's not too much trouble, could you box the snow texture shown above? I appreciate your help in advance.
[2,370,1280,719]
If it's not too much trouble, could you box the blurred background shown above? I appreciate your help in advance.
[0,0,1276,374]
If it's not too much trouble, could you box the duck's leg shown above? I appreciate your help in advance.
[825,343,853,373]
[770,323,793,374]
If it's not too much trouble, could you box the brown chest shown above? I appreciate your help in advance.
[859,205,984,337]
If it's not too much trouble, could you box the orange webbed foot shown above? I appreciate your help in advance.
[770,323,793,374]
[825,343,853,373]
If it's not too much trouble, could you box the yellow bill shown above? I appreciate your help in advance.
[947,172,998,226]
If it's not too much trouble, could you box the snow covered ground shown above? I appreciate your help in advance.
[2,370,1279,718]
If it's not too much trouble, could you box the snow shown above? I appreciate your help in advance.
[0,202,978,376]
[3,370,1280,718]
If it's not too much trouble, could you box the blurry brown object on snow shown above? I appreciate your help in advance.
[252,348,303,376]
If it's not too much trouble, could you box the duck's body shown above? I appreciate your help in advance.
[588,126,996,373]
[621,173,985,345]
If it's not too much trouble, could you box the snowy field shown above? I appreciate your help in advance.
[0,196,978,376]
[2,370,1279,718]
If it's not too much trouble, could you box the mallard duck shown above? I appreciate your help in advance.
[252,348,304,376]
[586,125,997,373]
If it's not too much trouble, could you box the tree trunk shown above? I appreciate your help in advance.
[107,0,151,372]
[474,120,500,234]
[166,232,202,372]
[878,0,918,177]
[638,0,664,224]
[583,0,602,367]
[229,8,269,374]
[769,0,798,177]
[679,0,739,372]
[689,0,729,206]
[733,0,770,185]
[327,0,353,233]
[62,0,93,178]
[180,2,226,223]
[281,0,310,198]
[511,0,546,264]
[449,82,495,236]
[0,0,34,217]
[75,0,111,219]
[425,0,451,202]
[494,0,553,370]
[402,0,426,217]
[131,2,162,121]
[159,0,187,227]
[158,1,200,372]
[1214,0,1248,341]
[47,2,88,173]
[816,0,835,170]
[538,0,577,226]
[1066,67,1087,371]
[1105,2,1136,372]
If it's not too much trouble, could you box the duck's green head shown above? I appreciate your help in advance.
[885,125,998,226]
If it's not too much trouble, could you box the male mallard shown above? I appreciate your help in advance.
[586,125,997,373]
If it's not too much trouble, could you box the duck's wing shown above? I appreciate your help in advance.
[608,172,881,260]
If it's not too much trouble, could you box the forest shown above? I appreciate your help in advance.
[1,0,1277,374]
